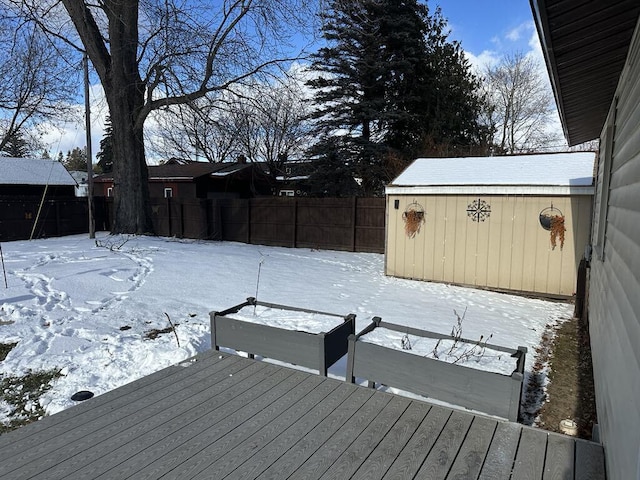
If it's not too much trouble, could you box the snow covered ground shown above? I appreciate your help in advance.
[0,233,572,425]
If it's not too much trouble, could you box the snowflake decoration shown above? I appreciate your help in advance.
[467,198,491,222]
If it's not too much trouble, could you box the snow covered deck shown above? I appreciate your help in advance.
[0,351,605,480]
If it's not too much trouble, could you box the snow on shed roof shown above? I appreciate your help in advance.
[0,157,77,186]
[386,152,596,196]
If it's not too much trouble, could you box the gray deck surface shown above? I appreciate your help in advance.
[0,351,605,479]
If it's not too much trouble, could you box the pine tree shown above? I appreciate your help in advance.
[63,147,88,171]
[1,131,30,157]
[307,0,490,195]
[96,116,113,174]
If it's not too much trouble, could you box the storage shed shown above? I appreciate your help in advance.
[385,152,596,297]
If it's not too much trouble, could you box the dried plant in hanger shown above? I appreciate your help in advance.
[402,202,425,238]
[550,215,566,250]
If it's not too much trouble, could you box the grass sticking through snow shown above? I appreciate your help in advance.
[0,368,62,434]
[0,342,17,362]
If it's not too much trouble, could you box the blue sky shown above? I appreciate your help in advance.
[44,0,546,161]
[435,0,539,67]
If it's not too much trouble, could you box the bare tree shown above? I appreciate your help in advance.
[0,21,77,156]
[151,74,314,178]
[484,52,561,154]
[148,97,241,164]
[230,79,314,176]
[8,0,316,234]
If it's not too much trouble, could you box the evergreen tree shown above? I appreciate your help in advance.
[307,136,360,197]
[307,0,490,195]
[1,130,30,157]
[96,116,113,173]
[63,147,88,171]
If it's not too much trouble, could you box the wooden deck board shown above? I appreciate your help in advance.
[0,350,227,456]
[575,439,607,480]
[382,405,452,479]
[319,395,412,480]
[447,415,498,479]
[414,410,474,479]
[287,392,393,479]
[511,427,548,480]
[477,421,522,480]
[349,402,431,480]
[192,378,342,479]
[543,434,575,480]
[0,352,606,480]
[102,367,310,479]
[38,361,292,480]
[8,355,258,478]
[255,387,375,480]
[225,382,357,480]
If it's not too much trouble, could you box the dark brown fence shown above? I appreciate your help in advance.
[153,197,385,253]
[0,197,110,242]
[1,196,385,253]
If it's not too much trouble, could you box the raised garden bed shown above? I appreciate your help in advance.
[210,297,356,376]
[346,317,527,421]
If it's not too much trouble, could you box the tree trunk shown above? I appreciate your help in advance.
[61,0,154,235]
[109,98,154,234]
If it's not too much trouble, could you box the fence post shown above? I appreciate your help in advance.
[179,200,185,238]
[247,198,251,244]
[166,196,172,237]
[55,201,61,237]
[293,198,298,248]
[351,197,357,252]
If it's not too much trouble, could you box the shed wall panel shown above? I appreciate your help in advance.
[386,194,591,296]
[588,20,640,479]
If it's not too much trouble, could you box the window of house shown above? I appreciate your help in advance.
[279,190,294,197]
[164,188,173,198]
[106,187,113,197]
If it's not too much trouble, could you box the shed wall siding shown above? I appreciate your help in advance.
[385,194,591,296]
[589,18,640,480]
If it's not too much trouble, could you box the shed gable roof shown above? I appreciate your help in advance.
[387,152,596,195]
[0,157,77,186]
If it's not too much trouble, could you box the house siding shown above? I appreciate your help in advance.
[589,18,640,480]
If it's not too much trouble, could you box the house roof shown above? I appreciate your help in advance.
[386,152,596,196]
[94,161,257,183]
[0,157,77,186]
[530,0,640,146]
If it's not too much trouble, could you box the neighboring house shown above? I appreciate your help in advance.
[532,2,640,479]
[385,152,595,297]
[68,171,89,197]
[93,158,272,199]
[0,157,77,197]
[262,161,315,197]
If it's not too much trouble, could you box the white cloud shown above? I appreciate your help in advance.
[40,83,108,163]
[465,49,501,74]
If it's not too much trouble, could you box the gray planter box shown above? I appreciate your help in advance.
[210,297,356,376]
[346,317,527,421]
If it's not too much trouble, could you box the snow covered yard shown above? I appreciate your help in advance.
[0,233,572,427]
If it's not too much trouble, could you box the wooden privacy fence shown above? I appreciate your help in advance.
[0,197,110,242]
[1,196,385,253]
[148,197,385,253]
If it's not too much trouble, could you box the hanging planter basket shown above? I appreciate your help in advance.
[402,202,425,238]
[539,206,566,250]
[539,206,563,231]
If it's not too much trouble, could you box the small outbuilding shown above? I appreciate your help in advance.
[385,152,596,297]
[0,156,77,197]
